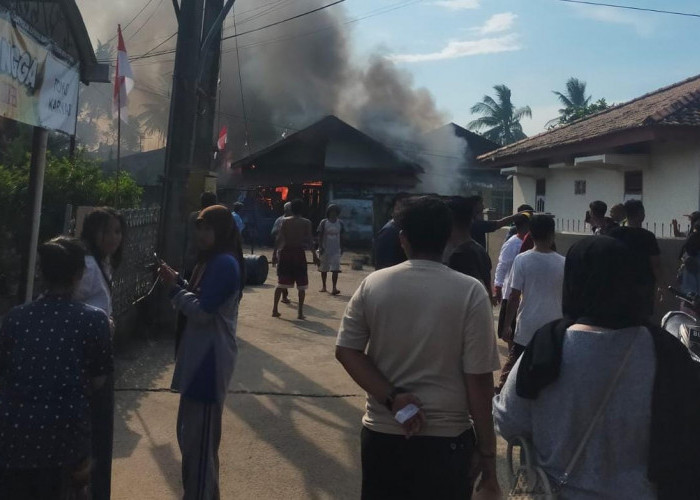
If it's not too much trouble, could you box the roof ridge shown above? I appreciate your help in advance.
[645,89,700,124]
[479,73,700,160]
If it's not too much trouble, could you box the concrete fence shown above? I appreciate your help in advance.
[486,228,687,323]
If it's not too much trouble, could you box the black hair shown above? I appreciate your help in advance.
[687,231,700,257]
[391,192,411,209]
[200,191,218,209]
[529,214,555,241]
[290,198,304,216]
[326,204,341,218]
[446,196,475,229]
[394,196,452,256]
[517,204,534,212]
[232,202,244,213]
[514,213,530,233]
[623,199,644,220]
[81,207,126,269]
[38,237,86,288]
[589,200,607,218]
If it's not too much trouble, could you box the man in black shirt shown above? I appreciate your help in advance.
[374,193,411,270]
[446,196,494,303]
[609,199,661,316]
[470,195,529,249]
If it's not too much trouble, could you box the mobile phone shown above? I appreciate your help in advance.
[394,404,420,424]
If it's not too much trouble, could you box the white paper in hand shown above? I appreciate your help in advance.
[394,403,419,424]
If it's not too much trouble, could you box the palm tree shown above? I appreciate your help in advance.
[468,85,532,145]
[137,100,169,145]
[554,77,591,110]
[547,77,594,128]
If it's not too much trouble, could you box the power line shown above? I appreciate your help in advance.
[229,0,422,51]
[98,1,346,63]
[557,0,700,18]
[104,0,158,44]
[221,0,346,42]
[128,0,166,41]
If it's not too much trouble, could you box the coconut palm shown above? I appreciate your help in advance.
[468,84,532,146]
[554,77,591,111]
[137,100,169,145]
[547,77,603,128]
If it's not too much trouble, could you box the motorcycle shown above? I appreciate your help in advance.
[661,287,700,362]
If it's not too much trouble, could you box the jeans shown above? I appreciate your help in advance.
[360,426,475,500]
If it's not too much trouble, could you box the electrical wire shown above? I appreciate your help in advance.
[128,0,166,41]
[104,0,158,44]
[232,13,252,156]
[220,0,346,42]
[98,0,344,63]
[557,0,700,18]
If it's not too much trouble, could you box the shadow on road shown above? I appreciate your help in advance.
[227,338,363,499]
[113,336,182,496]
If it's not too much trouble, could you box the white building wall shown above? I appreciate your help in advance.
[513,175,536,214]
[508,141,700,235]
[643,141,700,230]
[545,167,624,225]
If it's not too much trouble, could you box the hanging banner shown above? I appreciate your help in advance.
[0,11,79,135]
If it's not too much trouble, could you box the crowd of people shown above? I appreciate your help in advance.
[2,190,700,499]
[338,194,700,499]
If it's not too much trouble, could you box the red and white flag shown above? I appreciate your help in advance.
[217,126,228,151]
[113,24,134,123]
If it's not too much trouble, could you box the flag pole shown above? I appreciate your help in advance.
[116,85,121,206]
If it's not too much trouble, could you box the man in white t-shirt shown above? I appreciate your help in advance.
[497,215,565,391]
[336,196,501,499]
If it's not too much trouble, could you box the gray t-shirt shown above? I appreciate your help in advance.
[337,260,501,437]
[494,326,657,499]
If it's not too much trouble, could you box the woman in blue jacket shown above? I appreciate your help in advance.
[159,205,243,499]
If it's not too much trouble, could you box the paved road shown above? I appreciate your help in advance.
[111,252,511,499]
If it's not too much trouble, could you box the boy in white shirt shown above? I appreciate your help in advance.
[497,215,565,391]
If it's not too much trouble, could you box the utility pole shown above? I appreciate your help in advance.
[159,0,234,267]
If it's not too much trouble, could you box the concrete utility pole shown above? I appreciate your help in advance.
[159,0,234,266]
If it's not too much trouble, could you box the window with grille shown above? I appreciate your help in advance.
[574,180,586,195]
[624,171,643,197]
[535,179,546,212]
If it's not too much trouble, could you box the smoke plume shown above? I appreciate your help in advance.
[77,0,472,194]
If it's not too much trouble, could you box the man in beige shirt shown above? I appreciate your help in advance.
[336,196,501,500]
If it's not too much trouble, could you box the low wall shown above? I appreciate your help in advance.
[486,228,686,323]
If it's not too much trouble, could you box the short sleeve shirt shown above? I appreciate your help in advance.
[0,296,113,469]
[337,260,500,437]
[471,220,500,249]
[448,240,492,291]
[509,250,566,346]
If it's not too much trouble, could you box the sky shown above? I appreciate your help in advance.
[76,0,700,139]
[341,0,700,135]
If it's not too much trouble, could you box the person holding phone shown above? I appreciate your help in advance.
[336,196,501,499]
[158,205,243,499]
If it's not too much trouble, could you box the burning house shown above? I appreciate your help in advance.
[219,115,421,245]
[219,115,504,246]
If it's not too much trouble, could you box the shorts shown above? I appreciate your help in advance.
[277,247,308,290]
[318,251,341,273]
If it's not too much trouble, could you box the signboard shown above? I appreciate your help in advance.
[0,11,79,135]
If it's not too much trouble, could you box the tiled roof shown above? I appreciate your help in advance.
[478,74,700,164]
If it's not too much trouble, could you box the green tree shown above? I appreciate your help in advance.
[137,100,169,145]
[0,151,142,289]
[548,78,610,128]
[468,85,532,145]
